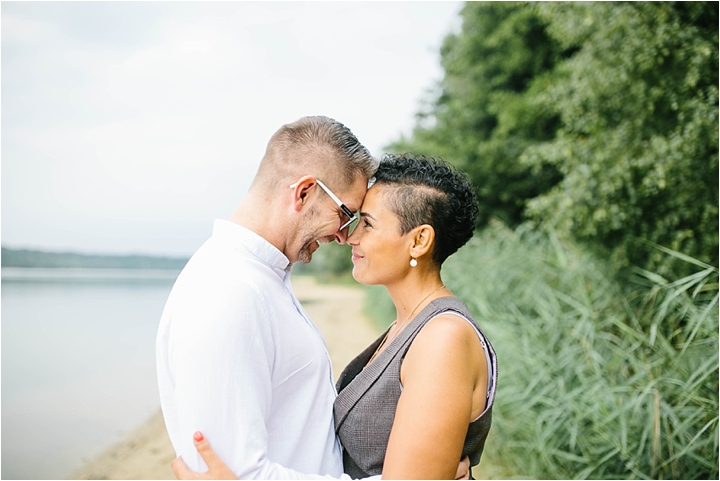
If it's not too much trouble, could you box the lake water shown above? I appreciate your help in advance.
[1,268,181,479]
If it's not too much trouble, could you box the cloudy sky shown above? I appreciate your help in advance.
[1,1,463,257]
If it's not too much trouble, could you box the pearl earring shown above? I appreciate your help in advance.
[410,258,418,267]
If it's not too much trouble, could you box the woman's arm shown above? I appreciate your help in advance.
[381,314,487,480]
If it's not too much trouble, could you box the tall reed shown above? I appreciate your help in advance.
[367,222,719,479]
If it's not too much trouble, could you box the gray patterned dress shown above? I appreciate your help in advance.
[334,297,498,478]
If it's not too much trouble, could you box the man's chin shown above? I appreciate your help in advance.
[297,254,312,264]
[297,240,320,264]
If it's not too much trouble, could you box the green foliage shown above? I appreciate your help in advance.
[362,283,395,332]
[293,241,356,283]
[390,1,719,277]
[357,9,720,473]
[425,223,718,479]
[388,1,564,227]
[521,2,719,276]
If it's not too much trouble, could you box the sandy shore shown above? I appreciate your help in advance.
[69,276,380,480]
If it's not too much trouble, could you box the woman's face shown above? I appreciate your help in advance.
[347,184,413,286]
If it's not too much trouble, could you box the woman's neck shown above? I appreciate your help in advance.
[385,270,447,328]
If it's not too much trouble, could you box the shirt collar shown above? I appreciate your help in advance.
[212,219,291,277]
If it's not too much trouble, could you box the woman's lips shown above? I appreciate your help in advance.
[351,251,363,262]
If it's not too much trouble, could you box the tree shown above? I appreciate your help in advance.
[391,1,719,276]
[522,2,719,274]
[388,2,565,227]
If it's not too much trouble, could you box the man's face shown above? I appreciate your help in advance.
[293,175,367,264]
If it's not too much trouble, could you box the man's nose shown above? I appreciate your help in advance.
[334,227,349,244]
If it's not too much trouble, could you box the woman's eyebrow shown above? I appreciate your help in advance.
[359,212,377,220]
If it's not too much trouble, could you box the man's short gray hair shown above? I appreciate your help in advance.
[259,116,377,189]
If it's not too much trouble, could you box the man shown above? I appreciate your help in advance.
[157,116,376,479]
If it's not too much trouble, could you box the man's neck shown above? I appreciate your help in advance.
[228,193,289,257]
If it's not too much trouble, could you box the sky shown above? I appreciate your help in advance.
[1,1,464,257]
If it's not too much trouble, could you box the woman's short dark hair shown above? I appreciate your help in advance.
[373,153,479,266]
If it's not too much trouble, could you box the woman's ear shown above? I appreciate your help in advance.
[410,225,435,259]
[289,175,317,212]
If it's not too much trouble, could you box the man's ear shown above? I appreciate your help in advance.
[409,225,435,259]
[289,176,317,212]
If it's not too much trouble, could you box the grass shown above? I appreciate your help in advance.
[364,222,718,479]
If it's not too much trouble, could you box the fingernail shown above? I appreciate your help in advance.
[193,431,204,442]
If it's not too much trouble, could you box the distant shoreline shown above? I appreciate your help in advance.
[1,266,182,282]
[1,246,190,270]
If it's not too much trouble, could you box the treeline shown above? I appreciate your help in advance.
[389,1,718,279]
[1,247,189,270]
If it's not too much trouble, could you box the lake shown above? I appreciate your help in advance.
[1,268,180,479]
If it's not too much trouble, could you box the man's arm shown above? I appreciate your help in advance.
[169,280,323,479]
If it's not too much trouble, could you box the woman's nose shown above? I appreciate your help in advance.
[345,227,359,245]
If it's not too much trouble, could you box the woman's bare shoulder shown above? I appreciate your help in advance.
[418,311,479,346]
[403,312,482,378]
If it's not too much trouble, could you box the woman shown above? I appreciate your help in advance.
[174,154,497,479]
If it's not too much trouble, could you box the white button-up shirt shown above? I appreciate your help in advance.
[157,220,344,479]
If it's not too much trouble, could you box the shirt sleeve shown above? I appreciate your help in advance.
[169,278,346,480]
